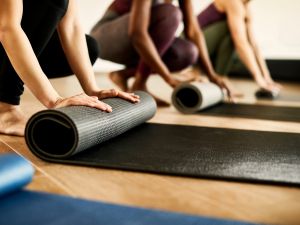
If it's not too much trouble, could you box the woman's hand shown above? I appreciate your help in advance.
[53,89,140,112]
[209,75,236,101]
[259,82,281,95]
[95,89,140,103]
[53,93,113,112]
[164,76,182,88]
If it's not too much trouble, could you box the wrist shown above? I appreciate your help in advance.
[46,96,63,109]
[208,72,218,81]
[85,87,100,97]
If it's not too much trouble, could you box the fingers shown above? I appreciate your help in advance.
[98,89,119,99]
[215,78,236,103]
[98,89,140,103]
[54,93,112,112]
[55,88,141,112]
[168,78,181,88]
[117,91,140,103]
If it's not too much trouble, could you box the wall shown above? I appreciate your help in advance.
[76,0,300,72]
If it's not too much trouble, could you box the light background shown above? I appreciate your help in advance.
[75,0,300,72]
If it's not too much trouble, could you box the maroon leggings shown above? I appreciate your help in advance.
[137,4,198,77]
[92,4,199,78]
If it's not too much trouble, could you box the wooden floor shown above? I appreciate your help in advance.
[1,73,300,225]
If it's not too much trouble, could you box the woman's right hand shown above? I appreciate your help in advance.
[210,75,236,101]
[53,93,112,112]
[165,76,182,88]
[257,79,281,94]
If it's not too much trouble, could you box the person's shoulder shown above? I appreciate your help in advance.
[221,0,246,17]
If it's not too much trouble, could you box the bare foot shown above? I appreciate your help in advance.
[109,71,128,91]
[109,68,136,92]
[130,80,170,107]
[0,102,27,136]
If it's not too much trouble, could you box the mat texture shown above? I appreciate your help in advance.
[0,154,258,225]
[26,122,300,186]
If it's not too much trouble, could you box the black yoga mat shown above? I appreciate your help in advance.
[200,103,300,122]
[26,120,300,186]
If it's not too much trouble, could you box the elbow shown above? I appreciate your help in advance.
[0,23,21,41]
[0,25,8,41]
[186,27,196,40]
[128,28,147,47]
[186,26,201,42]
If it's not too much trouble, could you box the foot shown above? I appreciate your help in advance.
[109,68,136,92]
[130,80,170,107]
[109,71,129,91]
[0,102,27,136]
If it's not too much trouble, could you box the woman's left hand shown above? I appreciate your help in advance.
[95,89,140,103]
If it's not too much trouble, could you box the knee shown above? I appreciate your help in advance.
[154,4,182,27]
[185,42,199,65]
[86,35,99,65]
[166,4,182,27]
[166,40,198,71]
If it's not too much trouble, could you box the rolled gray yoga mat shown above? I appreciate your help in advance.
[172,81,300,122]
[172,82,224,113]
[25,91,156,160]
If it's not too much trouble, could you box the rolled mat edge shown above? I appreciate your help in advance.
[25,91,157,160]
[172,82,224,114]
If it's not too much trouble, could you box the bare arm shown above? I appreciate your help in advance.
[179,0,215,77]
[57,0,99,96]
[245,6,278,86]
[179,0,233,97]
[129,0,178,86]
[58,0,139,103]
[0,0,61,108]
[224,0,269,87]
[0,0,138,111]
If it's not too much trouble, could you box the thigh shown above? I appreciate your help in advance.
[214,35,235,74]
[202,21,230,57]
[91,11,138,66]
[38,32,99,78]
[163,38,198,72]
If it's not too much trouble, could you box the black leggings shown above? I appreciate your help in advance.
[0,0,99,105]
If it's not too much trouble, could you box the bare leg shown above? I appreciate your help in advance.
[130,72,170,107]
[109,68,136,91]
[0,102,27,136]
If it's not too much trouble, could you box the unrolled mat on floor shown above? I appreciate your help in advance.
[0,154,258,225]
[171,82,300,122]
[25,91,300,186]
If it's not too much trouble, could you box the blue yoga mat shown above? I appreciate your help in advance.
[0,154,259,225]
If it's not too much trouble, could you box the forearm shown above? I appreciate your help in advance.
[58,25,99,95]
[131,32,171,80]
[235,41,265,84]
[58,0,99,96]
[252,45,271,79]
[187,30,215,78]
[1,26,61,108]
[179,0,215,78]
